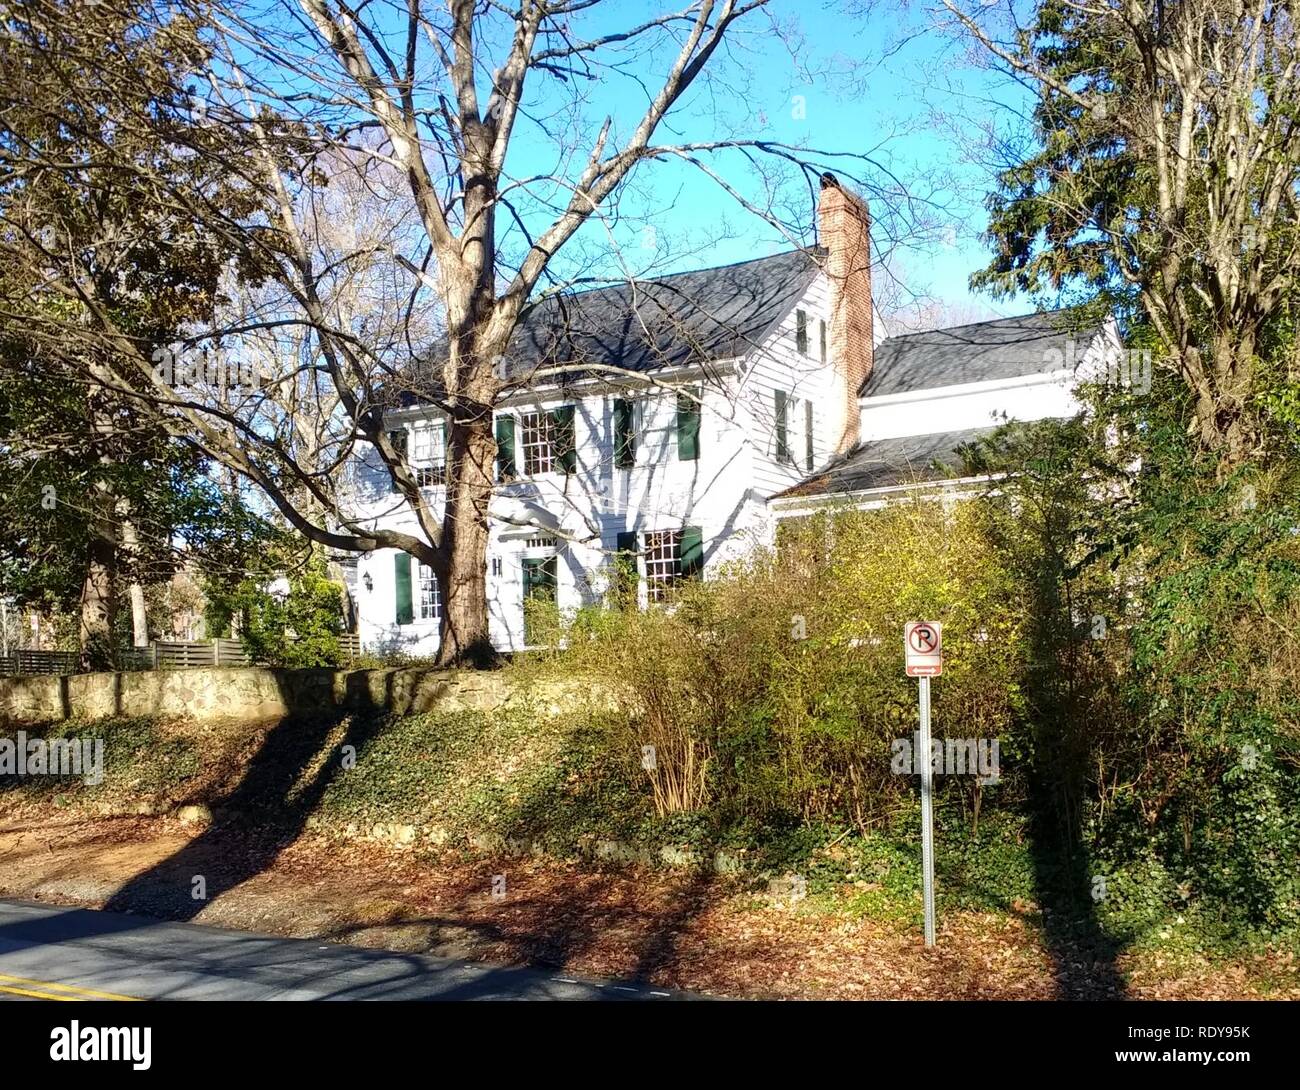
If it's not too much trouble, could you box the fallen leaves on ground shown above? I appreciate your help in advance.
[0,815,1293,1000]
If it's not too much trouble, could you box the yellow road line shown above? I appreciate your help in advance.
[0,984,77,1001]
[0,972,141,1002]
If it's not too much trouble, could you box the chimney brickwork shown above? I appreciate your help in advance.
[817,173,874,453]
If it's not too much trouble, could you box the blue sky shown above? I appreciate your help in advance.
[491,0,1034,320]
[232,1,1035,321]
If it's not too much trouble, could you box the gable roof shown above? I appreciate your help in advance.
[498,247,821,381]
[863,309,1099,398]
[383,247,821,410]
[777,425,1002,499]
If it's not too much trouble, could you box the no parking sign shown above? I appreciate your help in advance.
[904,621,943,677]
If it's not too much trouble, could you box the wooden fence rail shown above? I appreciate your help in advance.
[0,633,362,678]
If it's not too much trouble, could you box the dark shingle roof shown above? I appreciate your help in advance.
[779,426,1003,498]
[863,309,1097,397]
[498,248,820,380]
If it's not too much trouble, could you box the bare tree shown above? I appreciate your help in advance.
[2,0,943,664]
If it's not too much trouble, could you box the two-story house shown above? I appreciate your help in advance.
[350,174,1119,654]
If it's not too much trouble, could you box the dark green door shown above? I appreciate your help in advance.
[522,555,558,645]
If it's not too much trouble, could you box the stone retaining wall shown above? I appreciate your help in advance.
[0,665,539,725]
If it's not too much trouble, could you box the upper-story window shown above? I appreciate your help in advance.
[513,406,577,477]
[614,397,636,468]
[776,389,812,469]
[676,388,700,461]
[796,309,808,356]
[410,422,446,487]
[385,422,445,490]
[386,428,408,493]
[520,411,553,476]
[819,319,827,364]
[775,389,792,464]
[495,414,517,482]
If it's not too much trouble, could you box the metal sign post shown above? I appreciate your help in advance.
[918,674,936,948]
[904,621,942,948]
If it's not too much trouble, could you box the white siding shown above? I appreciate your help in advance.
[354,375,777,653]
[735,274,843,498]
[859,372,1084,442]
[350,269,881,653]
[857,328,1113,442]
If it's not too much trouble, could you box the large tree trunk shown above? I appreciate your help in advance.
[1188,332,1258,474]
[435,414,497,667]
[121,518,149,647]
[78,520,117,671]
[79,391,119,671]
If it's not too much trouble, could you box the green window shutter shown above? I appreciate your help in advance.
[495,414,517,481]
[819,319,827,364]
[676,388,700,461]
[613,398,636,468]
[679,526,704,580]
[805,400,814,471]
[394,553,413,625]
[775,389,789,463]
[387,429,407,493]
[795,309,808,355]
[549,404,577,473]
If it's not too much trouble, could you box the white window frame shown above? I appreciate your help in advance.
[520,411,554,476]
[643,529,683,603]
[410,421,446,487]
[416,562,441,622]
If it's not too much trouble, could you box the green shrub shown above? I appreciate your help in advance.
[529,495,1028,838]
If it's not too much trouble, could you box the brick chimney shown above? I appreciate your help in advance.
[818,172,873,452]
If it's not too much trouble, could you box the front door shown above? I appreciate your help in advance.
[521,555,558,645]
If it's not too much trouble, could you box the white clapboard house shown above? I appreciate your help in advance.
[349,175,1120,654]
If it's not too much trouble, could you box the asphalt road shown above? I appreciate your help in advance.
[0,899,680,1001]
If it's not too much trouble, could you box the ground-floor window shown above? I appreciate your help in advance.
[417,562,441,621]
[643,529,683,602]
[629,526,704,604]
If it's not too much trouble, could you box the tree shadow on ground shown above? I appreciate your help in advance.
[311,863,722,992]
[1027,810,1128,999]
[1020,625,1131,998]
[102,672,393,921]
